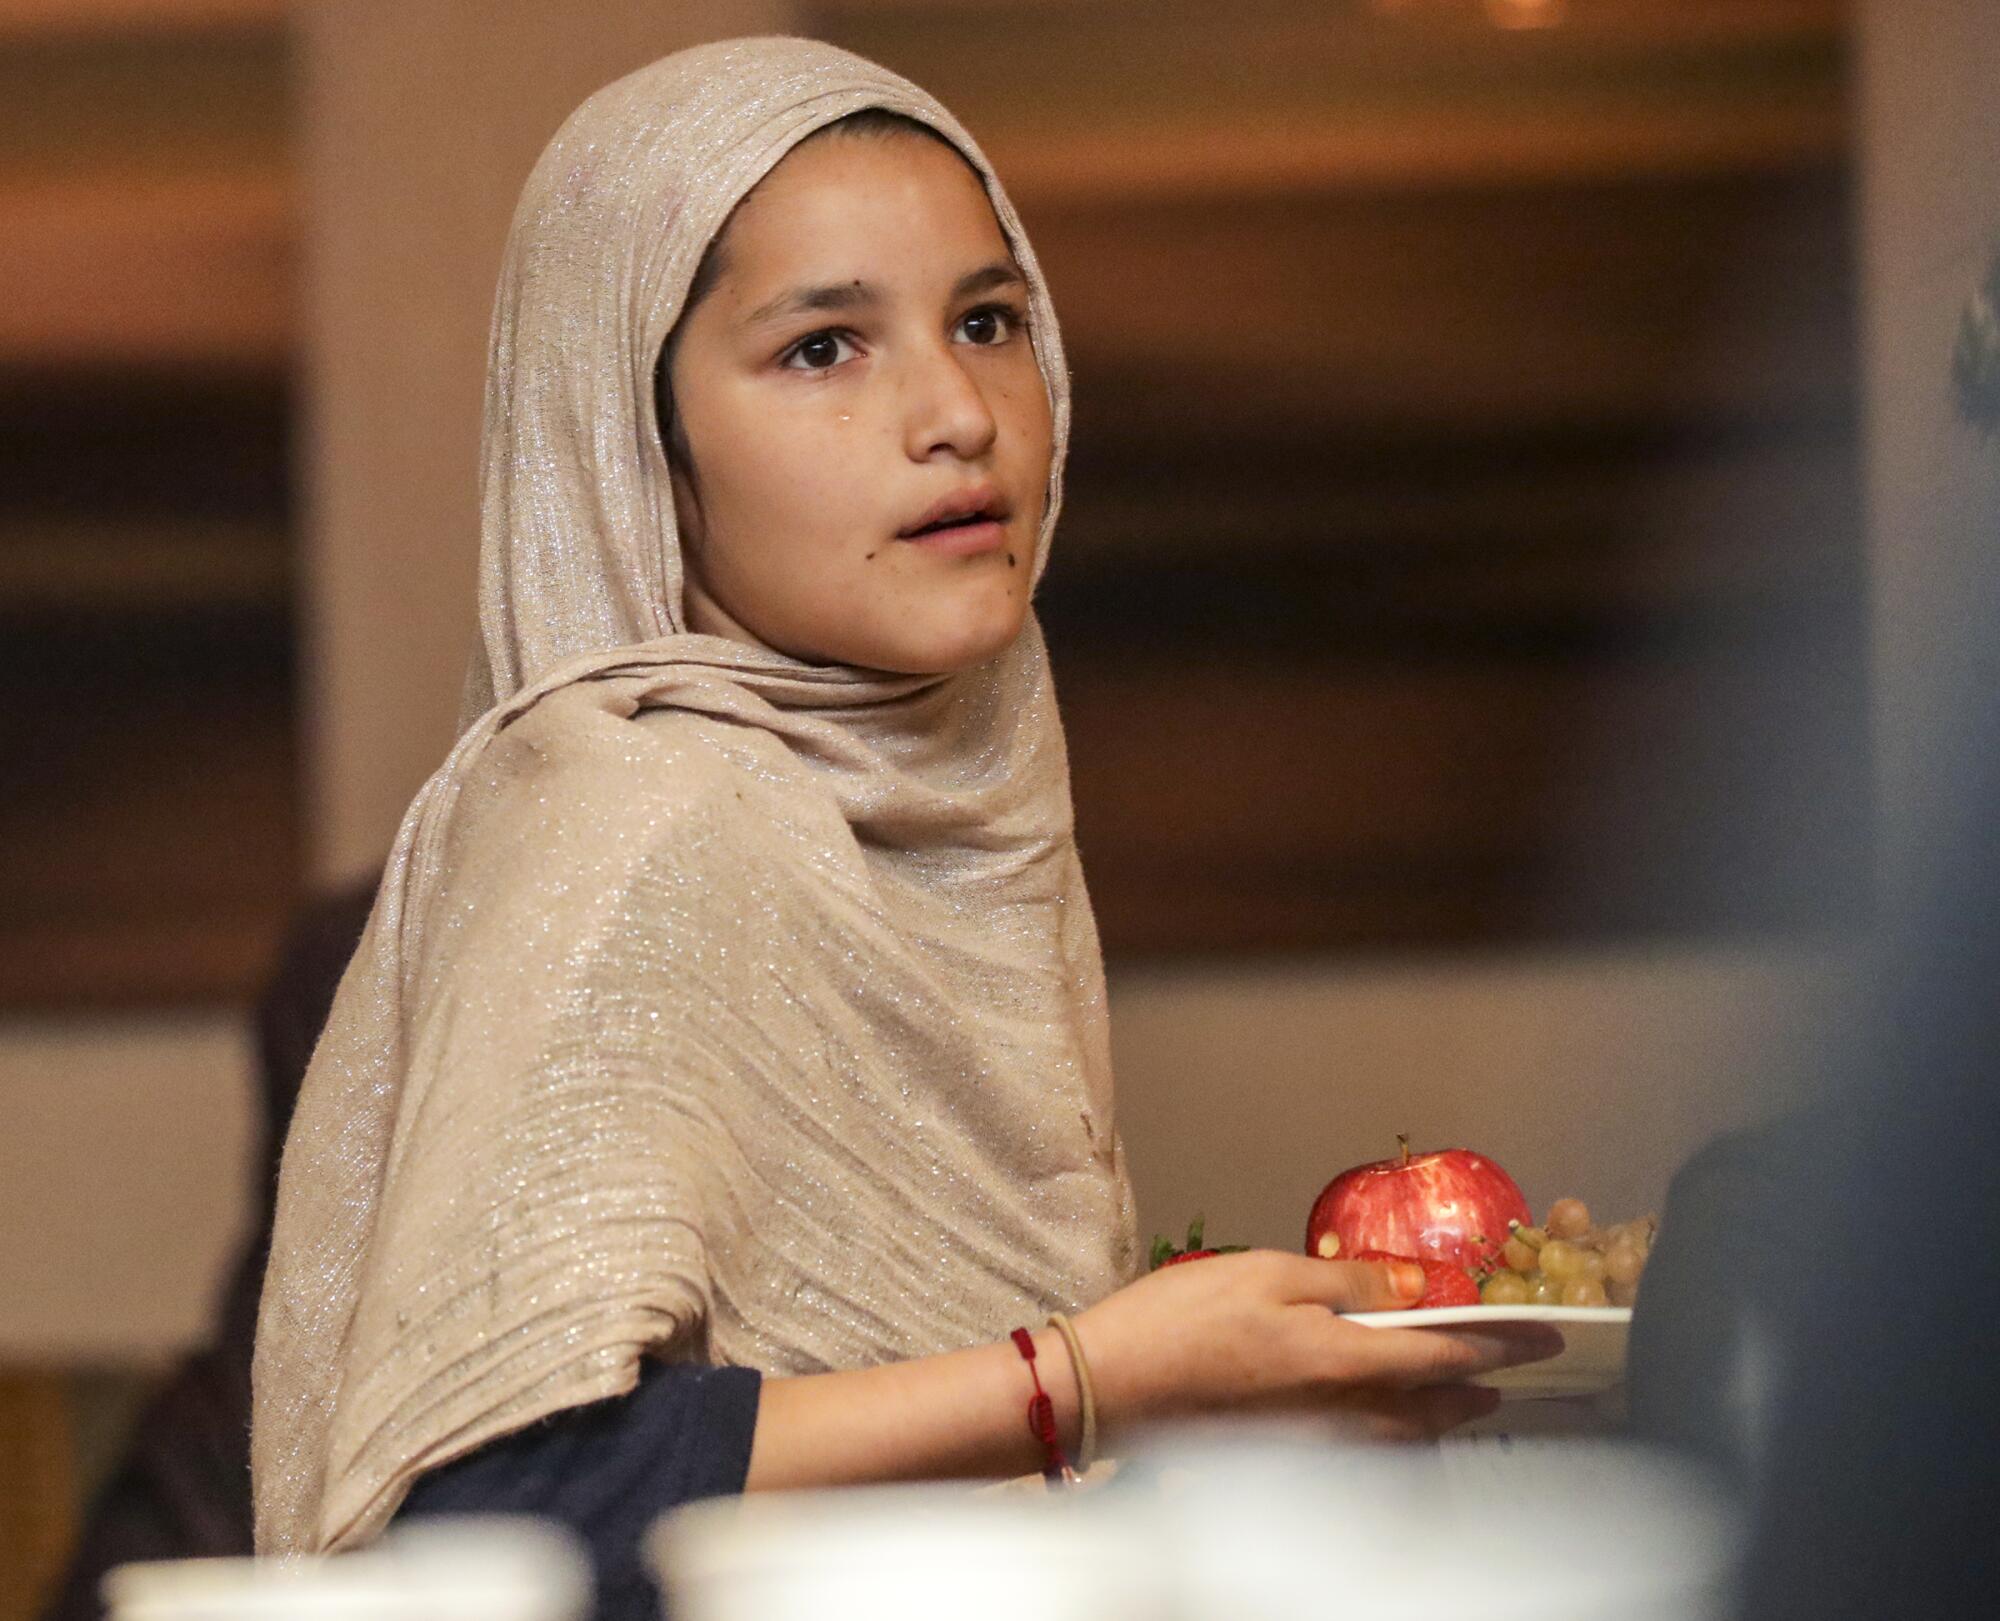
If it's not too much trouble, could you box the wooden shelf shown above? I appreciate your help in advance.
[0,517,288,611]
[0,613,298,1011]
[987,97,1843,206]
[0,0,277,42]
[812,0,1843,49]
[1060,648,1869,957]
[821,0,1847,202]
[0,165,291,369]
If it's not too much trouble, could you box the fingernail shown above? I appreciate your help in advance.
[1393,1263,1426,1299]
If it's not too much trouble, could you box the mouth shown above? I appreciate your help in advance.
[896,483,1011,543]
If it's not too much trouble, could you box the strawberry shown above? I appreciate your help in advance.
[1351,1247,1481,1308]
[1149,1216,1247,1271]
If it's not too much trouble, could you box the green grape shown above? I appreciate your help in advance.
[1605,1241,1645,1285]
[1538,1239,1583,1281]
[1501,1234,1539,1272]
[1528,1270,1564,1305]
[1561,1277,1609,1308]
[1481,1271,1531,1306]
[1572,1248,1607,1284]
[1546,1198,1592,1240]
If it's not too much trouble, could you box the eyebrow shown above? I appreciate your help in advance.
[741,259,1027,329]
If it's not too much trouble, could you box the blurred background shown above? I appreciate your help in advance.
[2,0,1994,1613]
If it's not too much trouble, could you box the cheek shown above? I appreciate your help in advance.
[997,367,1055,480]
[711,409,866,550]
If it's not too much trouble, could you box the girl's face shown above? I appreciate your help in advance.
[663,130,1053,674]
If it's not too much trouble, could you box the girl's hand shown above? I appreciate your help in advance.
[1072,1250,1564,1443]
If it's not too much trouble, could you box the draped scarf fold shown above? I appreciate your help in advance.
[251,36,1136,1554]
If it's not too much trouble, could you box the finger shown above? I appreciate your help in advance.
[1390,1381,1502,1439]
[1259,1252,1427,1311]
[1234,1381,1503,1442]
[1336,1376,1504,1440]
[1308,1385,1503,1444]
[1315,1319,1566,1388]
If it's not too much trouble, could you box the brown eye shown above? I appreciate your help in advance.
[783,330,858,371]
[955,306,1018,346]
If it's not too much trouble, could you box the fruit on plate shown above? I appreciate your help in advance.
[1351,1248,1481,1309]
[1477,1199,1659,1307]
[1149,1216,1246,1271]
[1305,1137,1532,1275]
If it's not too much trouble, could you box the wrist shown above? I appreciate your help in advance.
[1035,1327,1085,1462]
[1008,1327,1081,1482]
[1045,1312,1098,1471]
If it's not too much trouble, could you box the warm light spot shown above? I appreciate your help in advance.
[1316,1233,1341,1258]
[1371,0,1568,25]
[1484,0,1567,28]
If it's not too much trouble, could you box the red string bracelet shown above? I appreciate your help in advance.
[1010,1327,1080,1485]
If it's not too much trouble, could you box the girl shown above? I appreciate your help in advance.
[252,35,1557,1616]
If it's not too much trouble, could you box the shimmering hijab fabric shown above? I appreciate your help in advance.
[252,36,1137,1554]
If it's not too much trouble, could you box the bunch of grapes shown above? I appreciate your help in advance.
[1476,1197,1656,1308]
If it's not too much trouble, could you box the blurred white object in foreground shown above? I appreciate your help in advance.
[1139,1426,1742,1620]
[102,1517,590,1621]
[652,1486,1163,1621]
[653,1426,1740,1621]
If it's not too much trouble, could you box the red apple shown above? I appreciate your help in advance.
[1305,1136,1530,1275]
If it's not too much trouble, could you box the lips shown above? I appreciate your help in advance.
[896,482,1009,540]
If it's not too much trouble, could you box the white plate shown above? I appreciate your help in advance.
[1342,1305,1631,1399]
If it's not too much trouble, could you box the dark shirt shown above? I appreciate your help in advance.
[393,1361,762,1621]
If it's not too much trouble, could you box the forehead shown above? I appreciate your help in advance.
[713,131,1011,292]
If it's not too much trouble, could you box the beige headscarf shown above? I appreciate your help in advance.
[251,36,1137,1555]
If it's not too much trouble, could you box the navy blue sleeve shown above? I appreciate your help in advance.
[393,1361,761,1621]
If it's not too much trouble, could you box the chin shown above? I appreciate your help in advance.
[868,606,1026,676]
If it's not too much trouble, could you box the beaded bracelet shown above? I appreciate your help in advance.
[1045,1312,1098,1473]
[1009,1327,1081,1485]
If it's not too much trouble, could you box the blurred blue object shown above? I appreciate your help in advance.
[1629,676,2000,1617]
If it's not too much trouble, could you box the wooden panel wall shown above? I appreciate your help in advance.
[0,0,1862,1002]
[0,7,294,1007]
[0,1373,72,1621]
[824,0,1867,953]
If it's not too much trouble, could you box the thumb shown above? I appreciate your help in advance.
[1269,1253,1427,1312]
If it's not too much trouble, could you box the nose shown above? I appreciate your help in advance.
[900,339,998,464]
